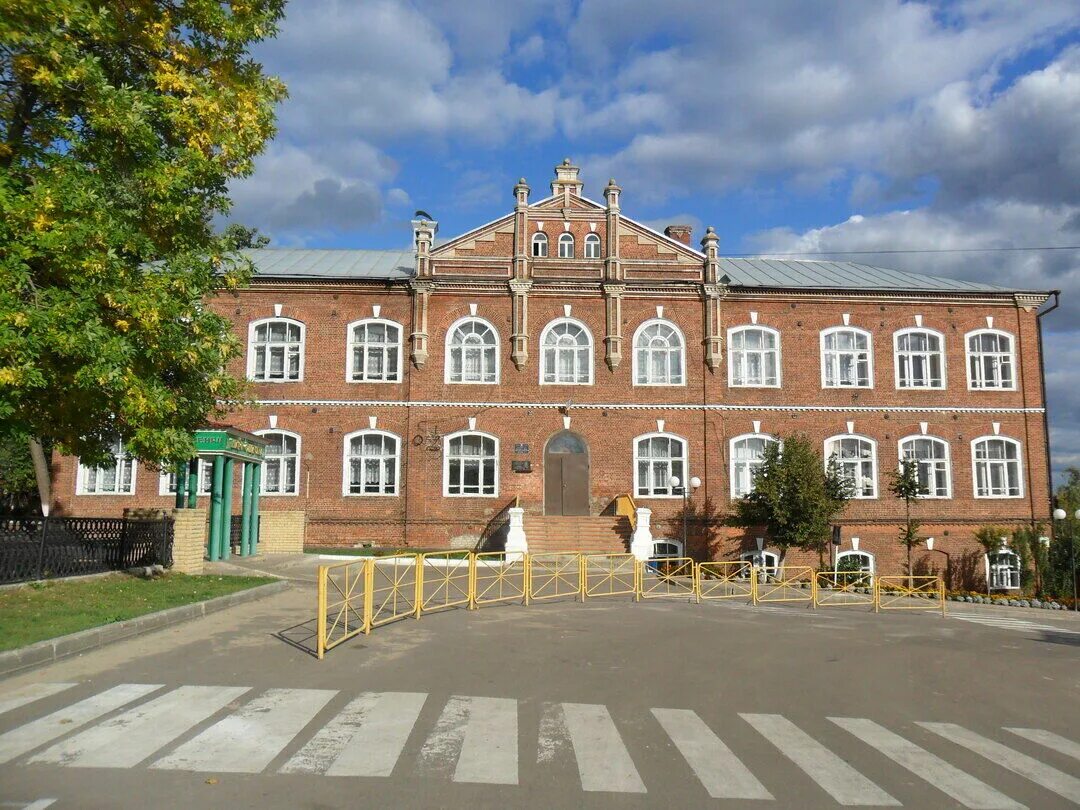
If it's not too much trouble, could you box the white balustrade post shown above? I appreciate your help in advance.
[505,507,527,560]
[630,507,653,561]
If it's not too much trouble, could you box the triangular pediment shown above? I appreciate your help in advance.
[432,213,515,257]
[618,217,704,262]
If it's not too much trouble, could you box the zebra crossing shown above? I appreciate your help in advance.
[2,682,1079,806]
[951,613,1080,636]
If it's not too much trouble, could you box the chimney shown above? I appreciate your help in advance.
[551,158,584,198]
[664,225,693,246]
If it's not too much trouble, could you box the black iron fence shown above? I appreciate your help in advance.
[0,516,173,585]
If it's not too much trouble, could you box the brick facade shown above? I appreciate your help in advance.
[53,161,1053,587]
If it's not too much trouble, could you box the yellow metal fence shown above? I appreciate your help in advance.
[316,554,945,658]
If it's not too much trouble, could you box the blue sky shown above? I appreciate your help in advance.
[228,0,1080,483]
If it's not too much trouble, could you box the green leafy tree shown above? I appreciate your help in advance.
[1049,468,1080,603]
[973,525,1008,596]
[1013,523,1046,596]
[0,1,287,502]
[0,429,36,513]
[890,459,925,586]
[221,223,271,250]
[729,434,850,567]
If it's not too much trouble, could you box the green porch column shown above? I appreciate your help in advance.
[250,464,261,553]
[208,455,225,561]
[220,457,234,560]
[239,462,254,557]
[186,458,199,509]
[174,462,188,509]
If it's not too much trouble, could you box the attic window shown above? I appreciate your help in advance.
[558,232,574,259]
[584,233,601,258]
[532,232,548,258]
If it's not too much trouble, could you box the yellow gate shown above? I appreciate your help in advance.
[369,554,420,628]
[638,557,696,599]
[527,552,583,603]
[754,566,814,604]
[416,552,472,616]
[472,552,527,607]
[316,558,369,659]
[813,571,875,608]
[695,561,754,602]
[875,575,945,616]
[582,553,638,599]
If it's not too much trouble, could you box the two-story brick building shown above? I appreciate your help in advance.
[54,160,1056,589]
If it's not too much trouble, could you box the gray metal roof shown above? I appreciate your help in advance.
[245,249,1020,293]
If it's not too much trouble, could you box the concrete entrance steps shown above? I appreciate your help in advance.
[524,515,632,554]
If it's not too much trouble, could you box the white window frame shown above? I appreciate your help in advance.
[825,434,878,499]
[443,430,500,498]
[971,436,1024,499]
[247,317,305,382]
[557,232,574,259]
[633,432,689,499]
[256,429,301,496]
[727,325,782,388]
[584,233,601,258]
[444,316,500,385]
[651,539,684,559]
[538,317,594,386]
[835,550,875,574]
[986,550,1021,590]
[632,319,687,387]
[965,328,1017,391]
[346,318,403,383]
[342,429,401,497]
[729,433,779,499]
[76,439,137,495]
[531,232,548,257]
[897,435,952,499]
[740,550,779,577]
[158,459,212,497]
[820,326,873,389]
[893,327,946,390]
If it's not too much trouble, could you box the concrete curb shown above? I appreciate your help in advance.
[0,579,290,678]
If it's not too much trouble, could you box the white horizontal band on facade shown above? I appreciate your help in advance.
[251,399,1045,415]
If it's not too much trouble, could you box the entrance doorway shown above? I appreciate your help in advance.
[544,430,590,515]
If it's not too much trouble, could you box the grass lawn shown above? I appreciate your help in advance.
[305,546,471,558]
[0,572,275,651]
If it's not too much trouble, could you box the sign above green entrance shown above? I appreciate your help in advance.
[194,427,267,463]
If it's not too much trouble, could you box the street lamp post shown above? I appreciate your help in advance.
[1052,508,1080,612]
[669,475,701,555]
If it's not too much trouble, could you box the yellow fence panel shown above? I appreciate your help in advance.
[754,566,815,604]
[369,554,421,629]
[813,571,875,609]
[582,553,638,599]
[472,552,527,607]
[695,561,755,602]
[527,552,583,603]
[417,552,473,616]
[639,557,696,600]
[875,575,945,616]
[317,559,370,659]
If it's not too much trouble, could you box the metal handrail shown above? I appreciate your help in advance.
[474,495,519,553]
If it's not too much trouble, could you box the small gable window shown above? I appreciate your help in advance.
[532,232,548,258]
[558,232,575,259]
[584,233,601,258]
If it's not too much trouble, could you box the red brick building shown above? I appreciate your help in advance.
[54,160,1055,589]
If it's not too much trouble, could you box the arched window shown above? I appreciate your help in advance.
[972,437,1023,498]
[160,459,212,497]
[730,434,779,498]
[77,438,136,495]
[834,550,875,586]
[728,326,781,387]
[652,539,684,559]
[444,431,498,497]
[898,436,951,498]
[344,430,400,496]
[558,232,574,259]
[894,328,945,389]
[634,433,687,498]
[584,233,601,259]
[531,232,548,258]
[825,435,878,498]
[540,319,592,385]
[633,320,685,386]
[348,319,402,382]
[258,430,300,495]
[248,317,304,382]
[987,549,1021,590]
[740,550,779,577]
[446,317,499,384]
[966,329,1016,390]
[821,327,872,388]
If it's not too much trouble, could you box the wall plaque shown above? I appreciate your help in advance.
[514,443,530,454]
[511,460,532,473]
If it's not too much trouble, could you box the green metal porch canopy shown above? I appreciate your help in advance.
[174,426,267,561]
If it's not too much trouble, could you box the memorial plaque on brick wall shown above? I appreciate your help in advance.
[514,443,529,454]
[511,460,532,473]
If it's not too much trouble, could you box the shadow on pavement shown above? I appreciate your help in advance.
[1037,630,1080,647]
[275,617,320,658]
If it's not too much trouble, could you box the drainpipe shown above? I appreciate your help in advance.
[1036,291,1061,522]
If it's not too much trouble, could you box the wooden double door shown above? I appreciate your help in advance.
[544,430,590,516]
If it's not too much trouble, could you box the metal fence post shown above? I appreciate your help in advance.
[34,515,49,581]
[316,565,327,660]
[414,555,423,619]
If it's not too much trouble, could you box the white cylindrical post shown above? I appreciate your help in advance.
[630,507,653,561]
[505,507,527,560]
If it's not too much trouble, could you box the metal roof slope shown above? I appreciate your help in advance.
[245,248,413,279]
[718,258,1014,292]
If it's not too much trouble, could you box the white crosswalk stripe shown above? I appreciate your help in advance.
[951,614,1080,635]
[0,684,161,765]
[281,691,426,777]
[562,703,646,793]
[741,713,900,806]
[418,695,519,785]
[830,717,1023,809]
[920,722,1080,804]
[0,684,77,718]
[29,685,250,769]
[151,688,336,773]
[1005,727,1080,762]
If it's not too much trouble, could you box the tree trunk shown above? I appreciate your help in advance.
[28,438,51,516]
